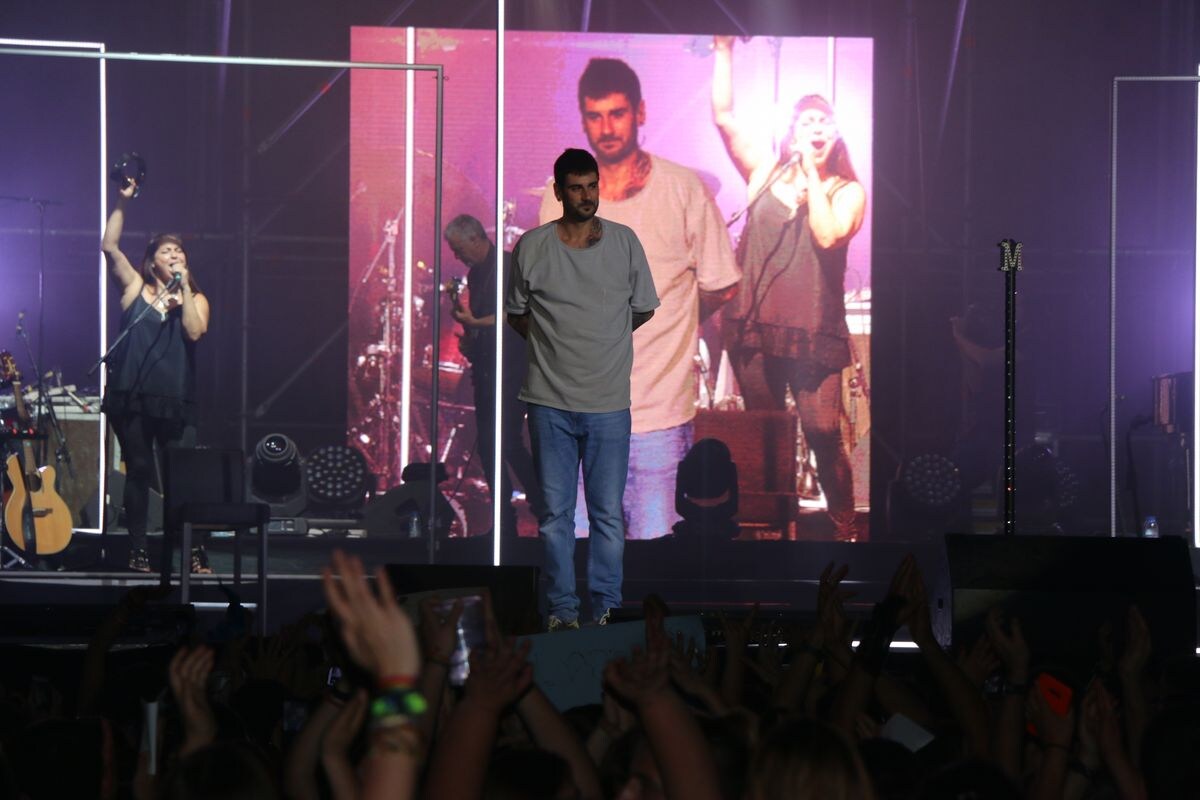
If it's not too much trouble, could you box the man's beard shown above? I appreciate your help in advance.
[566,200,598,221]
[590,125,639,165]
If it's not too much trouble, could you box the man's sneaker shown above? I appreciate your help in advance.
[595,608,613,626]
[547,615,580,632]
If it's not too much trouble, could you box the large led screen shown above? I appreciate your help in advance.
[349,29,872,542]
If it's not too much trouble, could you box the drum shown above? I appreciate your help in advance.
[354,342,393,397]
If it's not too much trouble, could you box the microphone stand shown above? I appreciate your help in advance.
[87,280,180,377]
[15,316,74,486]
[0,196,61,384]
[725,155,801,228]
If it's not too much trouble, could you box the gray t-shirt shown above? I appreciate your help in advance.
[506,218,660,413]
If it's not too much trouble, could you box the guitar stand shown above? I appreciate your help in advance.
[1,545,31,570]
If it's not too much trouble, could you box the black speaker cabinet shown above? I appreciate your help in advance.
[947,534,1196,680]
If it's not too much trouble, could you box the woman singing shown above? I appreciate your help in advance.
[100,179,210,572]
[712,36,866,541]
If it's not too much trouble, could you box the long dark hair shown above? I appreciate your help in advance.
[141,233,201,294]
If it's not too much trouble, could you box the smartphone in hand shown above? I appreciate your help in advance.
[1027,672,1073,737]
[432,594,486,687]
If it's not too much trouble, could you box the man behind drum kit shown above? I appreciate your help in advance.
[443,214,541,538]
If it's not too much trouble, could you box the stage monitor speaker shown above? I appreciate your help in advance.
[385,563,541,635]
[946,533,1196,681]
[163,447,245,530]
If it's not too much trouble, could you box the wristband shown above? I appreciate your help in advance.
[370,688,428,725]
[377,674,417,690]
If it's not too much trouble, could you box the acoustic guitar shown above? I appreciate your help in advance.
[1,351,72,555]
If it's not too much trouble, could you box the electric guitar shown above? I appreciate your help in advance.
[442,276,480,363]
[1,351,72,555]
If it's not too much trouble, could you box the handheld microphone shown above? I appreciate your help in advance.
[168,272,183,290]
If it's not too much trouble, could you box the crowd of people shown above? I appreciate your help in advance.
[0,548,1195,799]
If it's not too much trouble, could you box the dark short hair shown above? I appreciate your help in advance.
[141,233,202,294]
[553,148,599,190]
[578,57,641,111]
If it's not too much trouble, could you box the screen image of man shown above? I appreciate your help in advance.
[539,57,741,540]
[509,148,660,629]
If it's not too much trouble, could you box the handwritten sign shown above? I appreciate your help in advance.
[523,616,706,710]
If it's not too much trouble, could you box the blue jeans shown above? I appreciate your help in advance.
[574,421,694,540]
[527,404,631,623]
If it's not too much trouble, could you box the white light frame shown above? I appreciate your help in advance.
[0,46,445,545]
[493,2,507,566]
[1109,74,1200,546]
[1,38,106,534]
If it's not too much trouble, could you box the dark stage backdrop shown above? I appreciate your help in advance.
[0,0,1195,545]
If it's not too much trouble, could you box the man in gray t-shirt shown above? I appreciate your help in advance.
[506,148,659,630]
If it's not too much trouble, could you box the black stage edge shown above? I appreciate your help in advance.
[0,533,1195,652]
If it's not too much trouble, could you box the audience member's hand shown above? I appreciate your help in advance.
[717,603,757,655]
[1118,606,1151,680]
[1077,680,1105,766]
[321,688,368,761]
[748,623,784,687]
[1027,681,1075,750]
[321,550,420,679]
[168,645,217,754]
[418,597,464,668]
[1081,680,1125,761]
[643,594,670,641]
[605,643,672,712]
[244,630,300,683]
[463,638,533,715]
[985,608,1030,684]
[957,633,1000,690]
[667,632,712,699]
[601,686,637,739]
[892,555,934,647]
[815,562,854,648]
[855,712,882,741]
